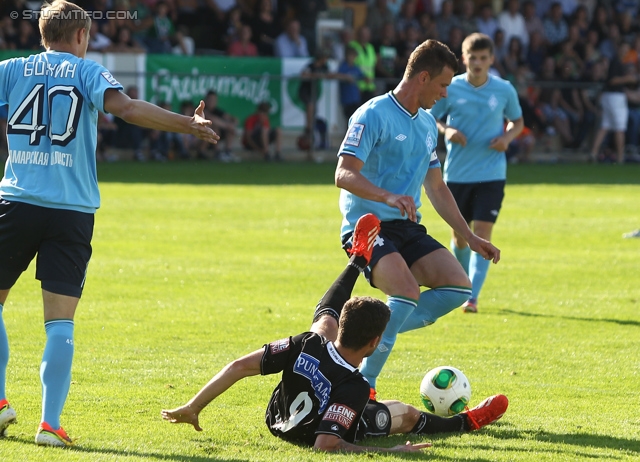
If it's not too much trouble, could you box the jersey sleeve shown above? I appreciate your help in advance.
[260,333,305,375]
[81,60,123,113]
[315,379,369,441]
[338,106,382,164]
[504,82,523,121]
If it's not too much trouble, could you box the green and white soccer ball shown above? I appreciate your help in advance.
[420,366,471,416]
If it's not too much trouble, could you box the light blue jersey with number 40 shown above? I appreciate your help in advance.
[0,51,123,213]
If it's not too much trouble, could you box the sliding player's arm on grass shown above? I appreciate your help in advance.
[161,349,262,431]
[422,167,500,263]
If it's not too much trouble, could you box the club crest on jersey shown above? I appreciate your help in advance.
[345,123,365,146]
[323,403,357,429]
[269,338,290,354]
[488,94,498,111]
[293,353,331,412]
[101,71,121,86]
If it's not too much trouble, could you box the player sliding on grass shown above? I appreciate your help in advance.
[0,0,218,447]
[162,214,508,453]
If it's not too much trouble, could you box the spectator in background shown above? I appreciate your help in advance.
[502,37,524,81]
[294,0,328,57]
[557,58,587,148]
[97,111,118,162]
[572,4,591,37]
[366,0,391,40]
[599,23,622,61]
[10,20,42,51]
[477,4,498,40]
[446,26,465,61]
[436,0,460,45]
[148,101,190,161]
[523,1,545,42]
[590,4,611,41]
[492,29,508,77]
[526,30,548,77]
[274,19,309,58]
[178,100,200,159]
[418,13,439,41]
[498,0,529,50]
[338,46,366,122]
[536,56,575,148]
[396,0,421,42]
[228,24,258,56]
[223,6,244,51]
[350,26,377,103]
[373,22,399,93]
[250,0,280,56]
[88,20,112,52]
[590,41,636,163]
[107,26,146,53]
[458,0,478,38]
[617,11,637,43]
[146,1,181,53]
[543,2,569,52]
[198,90,240,162]
[298,49,337,142]
[242,101,282,161]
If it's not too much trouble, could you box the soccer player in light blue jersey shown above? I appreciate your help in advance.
[0,0,218,447]
[429,33,523,314]
[335,40,501,400]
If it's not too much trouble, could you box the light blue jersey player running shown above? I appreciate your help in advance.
[0,0,218,447]
[429,33,523,314]
[335,40,501,400]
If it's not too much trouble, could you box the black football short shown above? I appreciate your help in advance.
[355,401,392,441]
[342,219,445,286]
[0,200,94,298]
[446,180,506,224]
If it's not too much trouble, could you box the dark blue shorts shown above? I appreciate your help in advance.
[446,180,506,224]
[342,219,445,286]
[0,200,94,298]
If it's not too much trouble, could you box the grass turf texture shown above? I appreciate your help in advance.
[1,162,638,461]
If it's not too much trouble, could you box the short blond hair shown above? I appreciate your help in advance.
[39,0,91,49]
[462,33,494,56]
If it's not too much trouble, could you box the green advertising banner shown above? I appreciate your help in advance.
[146,55,282,128]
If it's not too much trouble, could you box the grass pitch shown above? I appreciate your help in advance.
[1,161,638,461]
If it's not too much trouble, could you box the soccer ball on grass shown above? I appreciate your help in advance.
[420,366,471,416]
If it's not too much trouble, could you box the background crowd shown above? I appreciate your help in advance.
[2,0,640,163]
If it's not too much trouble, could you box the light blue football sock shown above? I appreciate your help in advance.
[399,286,472,333]
[359,296,417,390]
[469,252,491,302]
[451,239,471,275]
[40,320,74,428]
[0,304,7,400]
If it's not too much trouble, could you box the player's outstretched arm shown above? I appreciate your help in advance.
[336,155,417,222]
[314,434,431,453]
[104,89,220,144]
[161,348,263,431]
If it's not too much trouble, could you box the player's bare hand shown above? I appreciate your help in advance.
[444,127,467,147]
[191,100,221,144]
[386,194,417,222]
[162,405,203,431]
[468,235,500,263]
[489,136,510,152]
[391,441,433,452]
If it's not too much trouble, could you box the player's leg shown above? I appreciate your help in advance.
[35,208,93,447]
[0,201,45,436]
[311,213,381,341]
[463,180,504,313]
[358,252,420,393]
[398,248,471,333]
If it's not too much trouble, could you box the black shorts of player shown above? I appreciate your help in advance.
[342,219,445,287]
[0,200,94,298]
[355,401,392,441]
[446,180,506,224]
